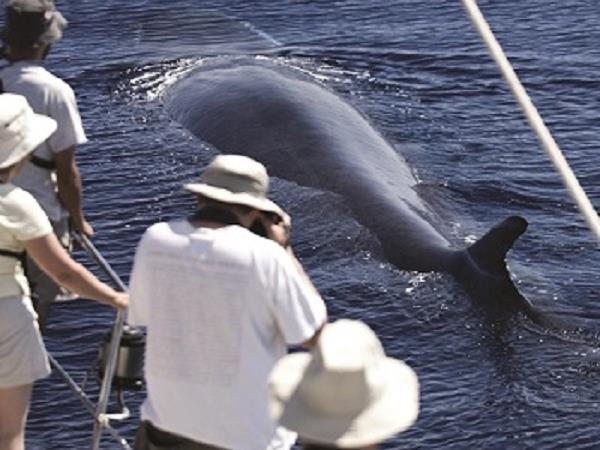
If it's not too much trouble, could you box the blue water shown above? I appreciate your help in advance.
[4,1,599,449]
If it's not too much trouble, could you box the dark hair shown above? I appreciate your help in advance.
[2,1,66,50]
[195,195,253,214]
[3,7,50,48]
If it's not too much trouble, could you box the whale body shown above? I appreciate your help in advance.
[165,59,532,315]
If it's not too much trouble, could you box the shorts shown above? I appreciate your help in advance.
[134,421,227,450]
[0,295,51,388]
[26,216,71,307]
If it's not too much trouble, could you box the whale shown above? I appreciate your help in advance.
[164,58,535,318]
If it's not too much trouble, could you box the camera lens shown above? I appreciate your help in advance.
[270,213,282,224]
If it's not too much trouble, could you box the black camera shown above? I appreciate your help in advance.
[249,212,282,238]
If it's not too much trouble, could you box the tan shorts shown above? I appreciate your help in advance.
[0,295,50,388]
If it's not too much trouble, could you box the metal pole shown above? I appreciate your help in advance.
[48,355,133,450]
[72,233,129,450]
[461,0,600,243]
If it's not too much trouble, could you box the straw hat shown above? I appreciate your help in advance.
[269,320,419,448]
[0,93,57,169]
[2,0,68,48]
[184,154,285,218]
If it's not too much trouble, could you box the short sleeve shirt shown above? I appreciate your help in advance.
[128,220,327,450]
[0,184,52,298]
[0,61,87,222]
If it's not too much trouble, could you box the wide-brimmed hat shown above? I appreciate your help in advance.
[184,154,285,218]
[0,93,57,169]
[2,0,68,48]
[268,319,419,448]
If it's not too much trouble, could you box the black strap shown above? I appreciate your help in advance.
[29,154,56,170]
[0,248,26,266]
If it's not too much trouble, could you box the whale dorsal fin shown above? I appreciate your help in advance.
[467,216,528,274]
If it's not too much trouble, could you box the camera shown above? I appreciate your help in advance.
[249,212,282,238]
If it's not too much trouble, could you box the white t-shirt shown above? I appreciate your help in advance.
[0,184,52,299]
[0,61,88,222]
[128,220,327,450]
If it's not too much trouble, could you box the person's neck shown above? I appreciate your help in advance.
[6,47,47,63]
[188,206,242,228]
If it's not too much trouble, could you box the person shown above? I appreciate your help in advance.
[128,154,328,450]
[268,319,420,450]
[0,93,128,450]
[0,0,92,330]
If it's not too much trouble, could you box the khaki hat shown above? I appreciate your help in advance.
[268,319,419,448]
[184,154,285,218]
[0,93,57,169]
[2,0,68,48]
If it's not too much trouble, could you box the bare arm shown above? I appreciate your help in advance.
[54,147,94,237]
[260,211,327,348]
[261,211,322,298]
[25,233,127,309]
[300,322,325,349]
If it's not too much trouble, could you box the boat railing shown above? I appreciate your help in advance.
[48,232,134,450]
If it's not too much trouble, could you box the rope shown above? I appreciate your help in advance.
[461,0,600,243]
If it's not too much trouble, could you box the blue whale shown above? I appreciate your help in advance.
[165,59,532,316]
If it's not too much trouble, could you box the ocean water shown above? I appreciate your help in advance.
[2,0,599,449]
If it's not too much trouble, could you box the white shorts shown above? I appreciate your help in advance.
[0,295,51,388]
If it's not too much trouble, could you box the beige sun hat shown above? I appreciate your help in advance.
[268,319,419,448]
[2,0,68,49]
[0,93,57,170]
[184,154,285,218]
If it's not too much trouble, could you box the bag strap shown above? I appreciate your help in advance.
[30,154,56,170]
[0,248,26,263]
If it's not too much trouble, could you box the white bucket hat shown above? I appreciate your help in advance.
[184,154,285,218]
[268,319,419,448]
[0,93,57,170]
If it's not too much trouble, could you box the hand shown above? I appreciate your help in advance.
[71,217,95,237]
[264,211,291,248]
[110,292,129,310]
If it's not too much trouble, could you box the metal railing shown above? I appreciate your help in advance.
[48,232,133,450]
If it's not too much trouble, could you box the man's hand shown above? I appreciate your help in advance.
[265,212,291,248]
[55,148,94,237]
[71,217,94,237]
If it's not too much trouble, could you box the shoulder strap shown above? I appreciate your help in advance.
[29,154,56,170]
[0,248,26,262]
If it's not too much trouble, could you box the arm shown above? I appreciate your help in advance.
[300,322,324,349]
[54,147,94,237]
[258,210,321,298]
[25,233,127,309]
[261,212,328,349]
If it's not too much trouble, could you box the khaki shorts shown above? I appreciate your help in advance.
[134,421,228,450]
[0,295,50,388]
[26,216,71,308]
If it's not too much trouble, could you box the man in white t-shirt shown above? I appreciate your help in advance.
[128,154,328,450]
[1,0,92,329]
